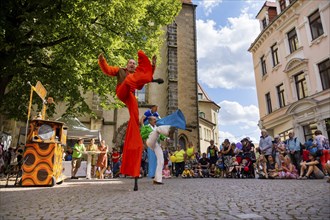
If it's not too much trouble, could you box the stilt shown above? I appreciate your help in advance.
[134,177,138,191]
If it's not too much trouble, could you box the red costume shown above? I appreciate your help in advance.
[98,50,154,177]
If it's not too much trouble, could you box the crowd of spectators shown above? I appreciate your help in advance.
[161,129,330,183]
[1,129,329,184]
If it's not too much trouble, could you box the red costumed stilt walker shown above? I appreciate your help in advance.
[98,50,155,180]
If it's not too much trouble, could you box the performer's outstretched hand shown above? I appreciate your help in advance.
[98,53,105,61]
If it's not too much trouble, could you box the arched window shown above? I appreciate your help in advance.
[178,135,187,150]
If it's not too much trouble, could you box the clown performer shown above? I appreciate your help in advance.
[98,50,163,191]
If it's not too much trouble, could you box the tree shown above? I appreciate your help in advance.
[0,0,181,121]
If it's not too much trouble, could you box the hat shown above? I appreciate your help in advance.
[274,135,280,139]
[185,165,189,168]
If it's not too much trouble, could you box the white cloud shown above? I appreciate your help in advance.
[217,100,261,143]
[219,129,260,144]
[198,0,223,16]
[196,11,260,89]
[219,100,259,126]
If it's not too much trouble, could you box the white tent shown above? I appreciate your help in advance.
[19,117,101,141]
[55,117,101,140]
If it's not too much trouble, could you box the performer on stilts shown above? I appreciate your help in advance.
[98,50,163,191]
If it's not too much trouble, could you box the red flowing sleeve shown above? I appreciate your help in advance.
[98,58,120,77]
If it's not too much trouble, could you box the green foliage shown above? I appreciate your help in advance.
[0,0,181,121]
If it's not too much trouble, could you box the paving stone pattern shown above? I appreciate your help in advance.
[0,178,329,220]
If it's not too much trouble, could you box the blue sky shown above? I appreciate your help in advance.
[193,0,269,143]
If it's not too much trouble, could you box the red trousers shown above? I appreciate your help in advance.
[117,51,153,177]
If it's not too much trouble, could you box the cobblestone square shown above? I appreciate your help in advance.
[1,178,329,219]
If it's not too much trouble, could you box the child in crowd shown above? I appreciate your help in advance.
[281,155,298,179]
[162,165,172,179]
[216,152,224,177]
[256,154,268,179]
[239,158,249,178]
[182,165,193,178]
[194,164,203,178]
[104,165,113,179]
[209,164,216,178]
[227,156,239,178]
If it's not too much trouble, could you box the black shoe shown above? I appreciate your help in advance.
[153,180,164,185]
[152,78,164,84]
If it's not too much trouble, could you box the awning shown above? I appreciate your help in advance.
[19,117,101,141]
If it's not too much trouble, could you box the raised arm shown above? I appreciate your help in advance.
[98,53,120,77]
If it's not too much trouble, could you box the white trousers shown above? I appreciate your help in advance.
[146,125,171,183]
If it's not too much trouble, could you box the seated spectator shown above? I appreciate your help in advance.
[209,164,217,178]
[299,153,325,179]
[104,165,113,179]
[194,164,203,178]
[198,153,210,177]
[112,159,122,178]
[324,163,330,183]
[240,158,251,178]
[256,154,268,179]
[162,165,171,179]
[227,156,240,178]
[181,166,193,178]
[280,155,299,179]
[215,152,225,177]
[267,155,279,179]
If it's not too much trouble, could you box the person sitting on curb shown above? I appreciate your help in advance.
[299,153,325,180]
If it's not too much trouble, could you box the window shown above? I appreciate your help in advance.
[271,43,279,66]
[198,92,203,100]
[295,72,307,100]
[261,55,267,76]
[279,0,286,12]
[262,18,267,29]
[276,84,285,108]
[318,58,330,90]
[303,123,317,143]
[309,10,324,40]
[135,86,146,103]
[199,112,205,118]
[265,92,272,114]
[278,130,291,142]
[287,28,298,53]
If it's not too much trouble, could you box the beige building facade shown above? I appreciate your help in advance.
[197,84,220,154]
[249,0,330,141]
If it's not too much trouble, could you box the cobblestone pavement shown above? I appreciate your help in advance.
[1,177,330,220]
